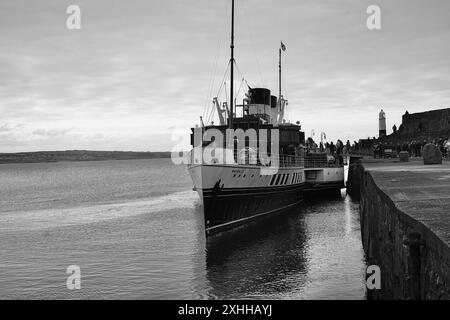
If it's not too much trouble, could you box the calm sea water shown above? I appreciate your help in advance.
[0,158,366,299]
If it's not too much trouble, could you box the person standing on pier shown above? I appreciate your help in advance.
[444,139,450,160]
[330,142,336,155]
[346,140,351,152]
[335,140,343,164]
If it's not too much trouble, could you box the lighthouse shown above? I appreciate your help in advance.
[379,109,386,137]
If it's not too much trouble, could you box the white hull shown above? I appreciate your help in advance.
[188,163,345,234]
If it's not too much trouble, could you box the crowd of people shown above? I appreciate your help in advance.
[305,138,352,156]
[304,138,353,166]
[305,136,450,160]
[357,138,450,159]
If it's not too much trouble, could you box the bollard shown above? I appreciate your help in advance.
[403,232,425,300]
[423,143,442,165]
[399,151,409,162]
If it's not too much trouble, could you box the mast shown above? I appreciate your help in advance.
[229,0,235,128]
[278,42,286,124]
[279,47,281,106]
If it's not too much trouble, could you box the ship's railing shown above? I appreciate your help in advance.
[278,154,305,167]
[188,148,343,168]
[231,149,306,168]
[304,153,343,168]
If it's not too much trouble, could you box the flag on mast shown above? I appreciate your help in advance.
[281,41,286,51]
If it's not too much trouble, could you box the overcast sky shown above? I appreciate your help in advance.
[1,0,449,152]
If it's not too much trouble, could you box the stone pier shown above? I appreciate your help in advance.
[348,158,450,299]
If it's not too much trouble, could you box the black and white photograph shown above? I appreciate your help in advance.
[1,0,450,308]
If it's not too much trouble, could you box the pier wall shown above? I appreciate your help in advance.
[348,160,450,299]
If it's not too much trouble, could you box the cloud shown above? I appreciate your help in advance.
[31,128,72,138]
[0,0,449,151]
[0,124,13,133]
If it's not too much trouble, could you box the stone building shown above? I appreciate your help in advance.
[380,108,450,144]
[356,108,450,153]
[399,108,450,136]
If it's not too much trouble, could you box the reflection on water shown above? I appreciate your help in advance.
[0,159,366,299]
[206,212,308,299]
[205,192,367,300]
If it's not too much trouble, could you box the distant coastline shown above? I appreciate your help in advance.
[0,150,172,164]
